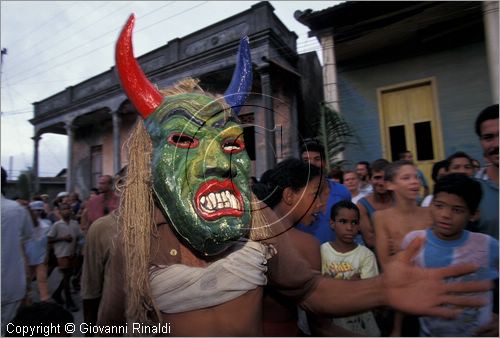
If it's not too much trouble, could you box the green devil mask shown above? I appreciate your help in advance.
[116,14,254,256]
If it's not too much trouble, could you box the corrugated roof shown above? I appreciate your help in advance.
[295,2,440,33]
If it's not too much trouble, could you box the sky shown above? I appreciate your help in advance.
[0,1,339,180]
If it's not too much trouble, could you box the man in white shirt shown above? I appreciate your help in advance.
[1,167,34,334]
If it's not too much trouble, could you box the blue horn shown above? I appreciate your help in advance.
[224,36,253,116]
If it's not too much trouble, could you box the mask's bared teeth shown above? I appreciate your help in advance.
[199,190,241,214]
[195,180,245,220]
[208,193,217,206]
[225,191,234,209]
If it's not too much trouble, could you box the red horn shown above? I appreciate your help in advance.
[116,14,163,119]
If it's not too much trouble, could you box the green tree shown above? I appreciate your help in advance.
[16,168,32,200]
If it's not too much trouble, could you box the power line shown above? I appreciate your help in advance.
[12,2,121,63]
[1,107,32,113]
[6,2,177,81]
[137,1,208,33]
[1,77,37,109]
[1,112,33,117]
[7,2,468,86]
[0,77,90,87]
[6,2,201,85]
[1,109,33,116]
[4,2,332,96]
[7,1,317,85]
[6,1,80,49]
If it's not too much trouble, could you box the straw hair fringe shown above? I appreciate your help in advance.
[159,77,204,96]
[160,77,231,120]
[249,192,273,241]
[120,119,160,332]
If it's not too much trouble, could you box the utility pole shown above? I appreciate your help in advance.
[0,48,7,82]
[9,156,13,179]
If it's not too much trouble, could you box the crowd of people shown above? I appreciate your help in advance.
[290,104,499,336]
[1,14,498,337]
[1,91,498,338]
[1,168,121,335]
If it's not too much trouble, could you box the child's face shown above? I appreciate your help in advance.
[387,164,420,199]
[331,208,359,244]
[59,204,72,218]
[431,192,473,240]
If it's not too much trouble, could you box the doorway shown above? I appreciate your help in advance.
[378,78,444,187]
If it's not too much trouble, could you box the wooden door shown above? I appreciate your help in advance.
[378,79,444,189]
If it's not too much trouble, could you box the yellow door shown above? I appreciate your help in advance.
[378,79,444,192]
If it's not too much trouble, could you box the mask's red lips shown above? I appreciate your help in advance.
[195,179,244,221]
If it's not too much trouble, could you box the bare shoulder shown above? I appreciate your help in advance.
[286,228,321,269]
[374,207,394,222]
[288,228,320,248]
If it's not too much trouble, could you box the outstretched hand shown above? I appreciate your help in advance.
[382,236,492,318]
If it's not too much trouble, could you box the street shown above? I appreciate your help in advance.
[28,267,85,337]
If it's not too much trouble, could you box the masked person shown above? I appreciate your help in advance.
[97,14,491,336]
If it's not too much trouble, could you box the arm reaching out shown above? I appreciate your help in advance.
[302,237,491,317]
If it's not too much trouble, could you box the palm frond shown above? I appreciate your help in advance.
[317,102,357,171]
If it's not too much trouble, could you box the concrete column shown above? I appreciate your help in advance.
[112,111,121,175]
[483,1,499,103]
[320,33,340,112]
[65,123,74,192]
[32,135,41,193]
[319,32,343,165]
[255,62,276,178]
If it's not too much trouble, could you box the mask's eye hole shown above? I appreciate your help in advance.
[167,133,199,149]
[222,138,245,154]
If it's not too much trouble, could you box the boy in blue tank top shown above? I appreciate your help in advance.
[402,173,498,336]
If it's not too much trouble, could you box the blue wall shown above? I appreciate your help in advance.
[338,41,493,169]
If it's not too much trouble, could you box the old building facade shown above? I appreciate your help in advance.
[296,1,499,182]
[30,1,323,198]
